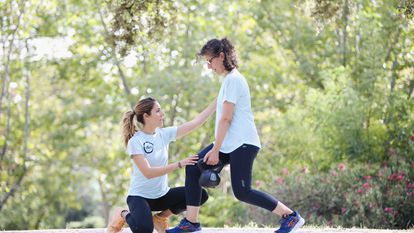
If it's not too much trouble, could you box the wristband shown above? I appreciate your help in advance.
[178,161,182,168]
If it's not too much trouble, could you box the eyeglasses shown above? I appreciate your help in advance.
[206,55,218,65]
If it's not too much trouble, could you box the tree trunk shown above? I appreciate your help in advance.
[407,79,414,99]
[23,39,30,164]
[0,104,11,162]
[385,28,401,95]
[98,177,110,225]
[389,58,398,95]
[169,94,180,126]
[96,1,131,99]
[384,28,401,63]
[0,168,26,211]
[0,39,31,211]
[0,0,25,116]
[341,0,349,67]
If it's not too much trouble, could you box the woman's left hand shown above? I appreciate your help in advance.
[204,149,219,165]
[180,154,199,167]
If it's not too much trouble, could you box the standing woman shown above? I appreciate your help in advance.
[167,38,305,233]
[107,97,215,233]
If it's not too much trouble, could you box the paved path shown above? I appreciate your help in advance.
[3,228,414,233]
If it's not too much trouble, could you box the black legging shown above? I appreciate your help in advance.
[126,186,208,233]
[185,143,278,211]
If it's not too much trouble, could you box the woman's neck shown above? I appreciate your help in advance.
[222,68,235,77]
[141,125,156,134]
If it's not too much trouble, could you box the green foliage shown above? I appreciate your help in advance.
[66,216,105,228]
[1,0,413,230]
[107,0,177,56]
[259,154,414,229]
[199,189,248,227]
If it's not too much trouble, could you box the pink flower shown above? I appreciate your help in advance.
[331,170,338,177]
[407,183,414,189]
[389,173,398,181]
[362,182,370,189]
[255,180,262,188]
[364,176,372,180]
[408,192,413,197]
[396,174,405,182]
[384,207,393,213]
[339,163,346,172]
[327,219,333,226]
[281,167,289,176]
[275,177,284,185]
[410,134,414,142]
[341,208,347,214]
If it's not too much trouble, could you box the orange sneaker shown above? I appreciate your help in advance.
[107,207,127,233]
[153,213,169,233]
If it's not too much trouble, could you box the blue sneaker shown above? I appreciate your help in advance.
[166,218,201,233]
[275,210,305,233]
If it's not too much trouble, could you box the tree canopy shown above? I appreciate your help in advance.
[1,0,413,230]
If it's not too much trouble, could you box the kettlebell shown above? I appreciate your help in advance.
[197,159,225,188]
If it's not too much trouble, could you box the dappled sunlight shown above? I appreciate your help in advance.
[0,0,413,230]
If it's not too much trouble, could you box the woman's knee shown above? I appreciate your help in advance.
[185,163,201,176]
[233,186,250,202]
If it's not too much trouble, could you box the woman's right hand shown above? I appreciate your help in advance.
[204,148,219,165]
[179,154,199,168]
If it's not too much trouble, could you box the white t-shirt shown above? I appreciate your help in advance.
[215,69,261,153]
[126,126,177,199]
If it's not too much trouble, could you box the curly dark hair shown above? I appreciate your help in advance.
[198,38,238,71]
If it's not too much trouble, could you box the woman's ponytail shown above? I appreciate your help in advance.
[220,38,238,71]
[122,110,136,147]
[122,97,156,147]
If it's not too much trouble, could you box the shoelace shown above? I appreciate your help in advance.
[279,214,288,224]
[280,215,297,226]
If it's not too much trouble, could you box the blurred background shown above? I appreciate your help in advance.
[0,0,413,230]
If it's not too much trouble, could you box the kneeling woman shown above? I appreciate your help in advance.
[108,97,216,233]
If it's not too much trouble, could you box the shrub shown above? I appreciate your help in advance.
[246,153,414,229]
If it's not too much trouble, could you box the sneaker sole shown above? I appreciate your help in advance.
[166,230,202,233]
[291,217,305,232]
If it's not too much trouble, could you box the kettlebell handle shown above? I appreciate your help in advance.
[197,159,225,173]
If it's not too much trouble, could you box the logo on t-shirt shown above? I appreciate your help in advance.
[143,142,154,154]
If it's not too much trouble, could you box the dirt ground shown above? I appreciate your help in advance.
[3,228,414,233]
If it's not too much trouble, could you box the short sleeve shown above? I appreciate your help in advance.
[222,77,242,104]
[159,126,177,145]
[127,137,144,156]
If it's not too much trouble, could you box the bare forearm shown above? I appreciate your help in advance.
[194,99,217,125]
[177,99,216,139]
[142,162,180,179]
[212,118,231,152]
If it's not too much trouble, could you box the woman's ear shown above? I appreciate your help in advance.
[220,52,225,60]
